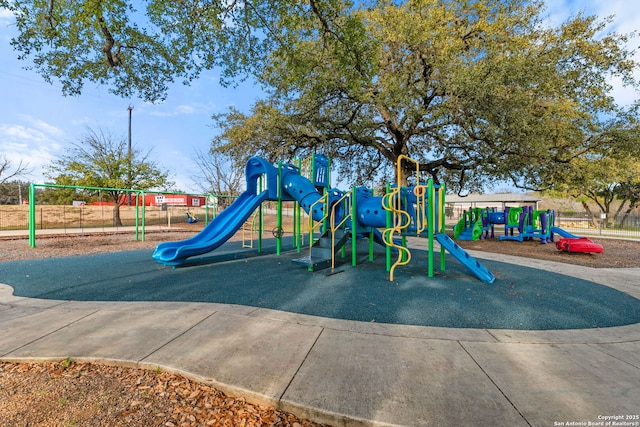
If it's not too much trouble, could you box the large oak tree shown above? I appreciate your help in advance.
[212,0,639,189]
[3,0,638,191]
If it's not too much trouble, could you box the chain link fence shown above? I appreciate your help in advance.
[0,196,304,237]
[1,206,639,239]
[554,211,640,238]
[0,204,219,233]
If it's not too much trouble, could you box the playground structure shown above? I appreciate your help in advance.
[454,206,556,243]
[186,211,199,223]
[453,205,605,253]
[453,207,498,241]
[499,206,554,243]
[152,155,495,283]
[550,227,604,253]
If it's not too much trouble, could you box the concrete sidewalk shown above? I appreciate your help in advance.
[1,252,639,426]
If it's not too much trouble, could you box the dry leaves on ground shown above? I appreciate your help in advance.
[0,359,329,427]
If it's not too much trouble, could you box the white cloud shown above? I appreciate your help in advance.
[27,117,66,138]
[148,103,200,117]
[0,8,15,35]
[0,7,14,20]
[586,1,640,106]
[543,0,640,107]
[176,105,195,114]
[0,118,65,182]
[1,124,48,144]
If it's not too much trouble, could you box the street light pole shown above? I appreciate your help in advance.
[127,105,133,206]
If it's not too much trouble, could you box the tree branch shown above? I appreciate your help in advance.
[97,14,121,67]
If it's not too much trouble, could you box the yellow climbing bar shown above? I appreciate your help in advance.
[381,184,412,281]
[329,191,351,269]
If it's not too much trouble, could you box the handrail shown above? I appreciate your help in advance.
[329,191,351,269]
[308,192,329,250]
[381,188,412,281]
[413,183,428,234]
[397,154,420,187]
[382,154,427,281]
[399,154,429,235]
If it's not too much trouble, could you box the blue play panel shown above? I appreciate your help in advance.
[2,239,639,330]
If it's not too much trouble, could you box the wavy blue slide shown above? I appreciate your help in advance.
[435,233,496,284]
[152,190,269,266]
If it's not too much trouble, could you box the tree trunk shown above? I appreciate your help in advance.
[581,201,600,228]
[393,155,413,186]
[112,202,123,227]
[397,165,410,186]
[619,199,639,228]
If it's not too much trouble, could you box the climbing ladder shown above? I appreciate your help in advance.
[381,155,494,283]
[292,191,351,271]
[241,210,260,248]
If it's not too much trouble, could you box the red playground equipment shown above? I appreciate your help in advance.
[555,237,604,253]
[550,227,603,253]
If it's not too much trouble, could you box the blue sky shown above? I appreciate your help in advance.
[1,1,638,192]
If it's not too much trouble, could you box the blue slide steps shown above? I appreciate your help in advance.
[152,190,269,266]
[435,234,495,284]
[456,227,475,241]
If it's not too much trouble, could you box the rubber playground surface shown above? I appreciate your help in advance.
[3,238,639,330]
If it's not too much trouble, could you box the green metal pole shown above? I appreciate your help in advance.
[294,158,302,251]
[368,188,374,262]
[427,180,435,278]
[401,235,407,261]
[29,183,36,248]
[140,191,145,242]
[294,200,301,251]
[205,194,211,224]
[134,191,140,241]
[351,186,357,266]
[439,184,446,271]
[258,175,264,253]
[310,153,316,184]
[276,164,282,255]
[368,229,374,262]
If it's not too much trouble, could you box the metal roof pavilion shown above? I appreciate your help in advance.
[446,193,541,210]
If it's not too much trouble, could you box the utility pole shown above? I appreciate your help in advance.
[127,105,133,206]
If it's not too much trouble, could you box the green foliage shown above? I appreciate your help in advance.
[59,357,73,370]
[39,175,90,205]
[543,108,640,224]
[3,0,639,193]
[0,0,309,102]
[45,127,171,196]
[44,126,172,224]
[212,0,640,189]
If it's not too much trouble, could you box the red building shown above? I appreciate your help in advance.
[92,194,207,207]
[145,194,206,207]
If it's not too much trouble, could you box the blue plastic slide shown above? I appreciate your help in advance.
[435,233,495,284]
[152,190,269,266]
[550,226,580,239]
